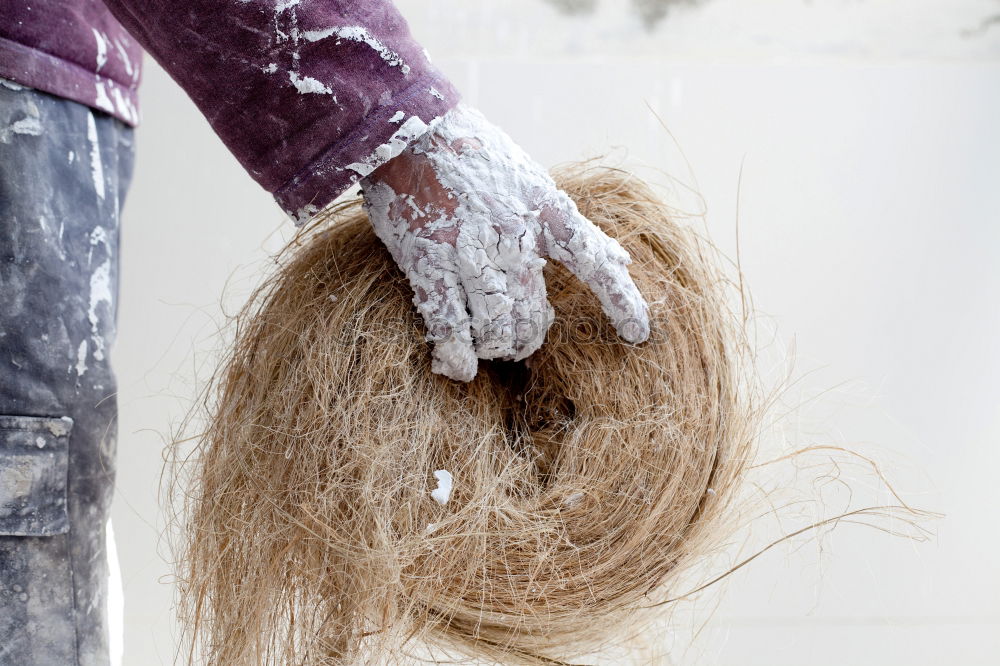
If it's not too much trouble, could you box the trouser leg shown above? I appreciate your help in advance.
[0,81,135,665]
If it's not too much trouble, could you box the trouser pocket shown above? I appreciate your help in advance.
[0,415,72,535]
[0,415,78,665]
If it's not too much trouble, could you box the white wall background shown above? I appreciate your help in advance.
[112,1,1000,663]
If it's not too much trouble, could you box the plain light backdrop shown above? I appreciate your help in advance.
[110,1,1000,663]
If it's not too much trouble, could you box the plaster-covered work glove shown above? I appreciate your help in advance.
[360,105,650,382]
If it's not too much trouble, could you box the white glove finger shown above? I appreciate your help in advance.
[539,196,650,344]
[364,181,478,382]
[407,259,478,382]
[508,254,554,362]
[455,222,519,361]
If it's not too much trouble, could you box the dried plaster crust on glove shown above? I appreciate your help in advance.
[361,104,649,381]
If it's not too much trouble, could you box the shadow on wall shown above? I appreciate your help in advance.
[544,0,703,28]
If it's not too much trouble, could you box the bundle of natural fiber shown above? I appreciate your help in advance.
[175,165,759,665]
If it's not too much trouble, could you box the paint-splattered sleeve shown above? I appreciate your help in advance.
[101,0,460,222]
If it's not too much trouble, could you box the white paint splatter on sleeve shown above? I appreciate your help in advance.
[113,37,134,77]
[302,25,410,75]
[94,81,114,115]
[92,29,108,71]
[288,71,336,98]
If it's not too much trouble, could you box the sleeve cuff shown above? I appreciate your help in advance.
[274,73,460,224]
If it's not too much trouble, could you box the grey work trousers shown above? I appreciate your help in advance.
[0,80,134,665]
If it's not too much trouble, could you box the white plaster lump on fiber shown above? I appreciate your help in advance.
[360,104,650,382]
[430,470,453,505]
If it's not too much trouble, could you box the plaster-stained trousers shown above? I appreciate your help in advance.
[0,81,133,665]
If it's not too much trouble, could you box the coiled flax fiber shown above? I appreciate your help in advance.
[177,165,757,665]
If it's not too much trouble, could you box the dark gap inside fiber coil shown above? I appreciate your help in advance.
[485,360,542,474]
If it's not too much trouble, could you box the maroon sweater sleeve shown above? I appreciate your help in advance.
[101,0,460,221]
